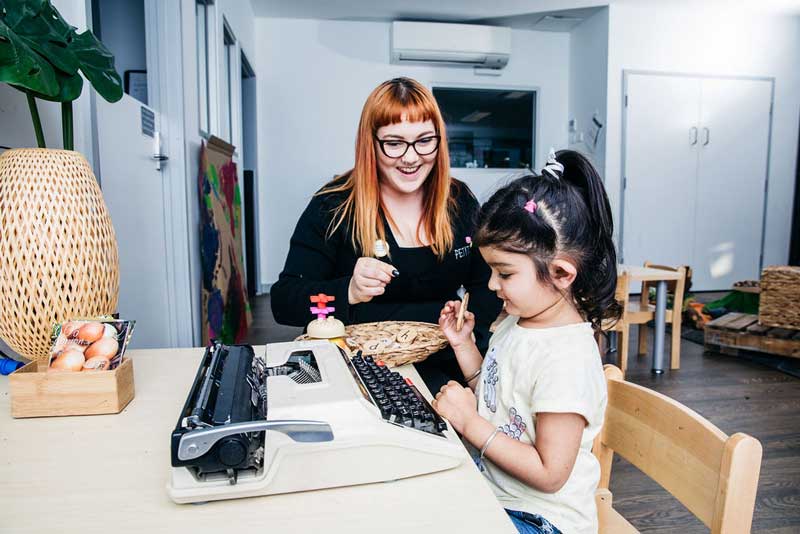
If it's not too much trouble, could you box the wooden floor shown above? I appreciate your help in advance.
[247,294,800,532]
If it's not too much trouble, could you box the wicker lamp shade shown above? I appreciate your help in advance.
[0,149,119,363]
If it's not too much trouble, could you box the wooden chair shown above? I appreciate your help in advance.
[601,272,632,375]
[593,365,762,533]
[629,262,688,370]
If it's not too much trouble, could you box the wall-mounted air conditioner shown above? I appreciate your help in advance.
[391,21,511,69]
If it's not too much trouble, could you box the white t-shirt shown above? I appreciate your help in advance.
[475,315,607,534]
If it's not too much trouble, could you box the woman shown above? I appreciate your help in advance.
[271,77,502,391]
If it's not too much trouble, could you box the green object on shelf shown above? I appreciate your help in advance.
[702,291,760,315]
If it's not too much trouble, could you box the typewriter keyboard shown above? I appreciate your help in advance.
[351,354,448,436]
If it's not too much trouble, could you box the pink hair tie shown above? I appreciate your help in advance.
[524,199,537,213]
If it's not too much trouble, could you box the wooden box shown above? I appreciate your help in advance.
[9,358,135,418]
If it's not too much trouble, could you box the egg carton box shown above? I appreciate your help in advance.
[8,319,136,418]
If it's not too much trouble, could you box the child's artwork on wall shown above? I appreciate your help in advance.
[199,136,252,344]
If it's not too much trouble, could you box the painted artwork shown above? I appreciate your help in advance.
[199,137,252,344]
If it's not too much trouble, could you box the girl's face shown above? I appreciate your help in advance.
[479,246,564,320]
[374,118,438,196]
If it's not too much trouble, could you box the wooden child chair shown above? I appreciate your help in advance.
[593,365,762,533]
[628,262,688,370]
[601,272,631,375]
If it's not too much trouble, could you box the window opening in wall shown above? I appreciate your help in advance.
[432,87,535,169]
[196,0,212,136]
[93,0,148,104]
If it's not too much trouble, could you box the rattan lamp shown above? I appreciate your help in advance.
[0,148,119,363]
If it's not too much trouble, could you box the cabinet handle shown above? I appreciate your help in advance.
[702,127,710,146]
[690,127,698,146]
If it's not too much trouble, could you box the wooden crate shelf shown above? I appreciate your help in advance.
[704,312,800,359]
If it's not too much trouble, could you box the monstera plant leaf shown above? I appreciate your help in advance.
[71,29,122,103]
[0,0,122,103]
[0,16,58,96]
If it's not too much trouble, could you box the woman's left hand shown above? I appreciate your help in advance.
[432,381,478,434]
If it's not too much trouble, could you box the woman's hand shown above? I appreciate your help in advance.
[432,381,479,434]
[348,257,397,305]
[439,300,475,349]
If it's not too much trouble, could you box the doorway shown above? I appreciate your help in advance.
[90,0,193,348]
[241,52,259,297]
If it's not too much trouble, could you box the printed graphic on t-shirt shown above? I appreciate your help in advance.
[500,407,527,440]
[483,346,499,413]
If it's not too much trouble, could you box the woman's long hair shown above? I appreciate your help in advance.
[319,77,454,259]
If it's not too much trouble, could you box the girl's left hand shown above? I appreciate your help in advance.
[432,381,478,434]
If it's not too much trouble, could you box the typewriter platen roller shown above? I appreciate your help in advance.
[168,340,463,503]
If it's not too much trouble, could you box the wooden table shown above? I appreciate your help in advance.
[619,265,684,373]
[0,347,515,533]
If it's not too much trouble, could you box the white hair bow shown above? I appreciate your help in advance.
[541,148,564,179]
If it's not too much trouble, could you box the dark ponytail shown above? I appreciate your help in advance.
[475,149,621,330]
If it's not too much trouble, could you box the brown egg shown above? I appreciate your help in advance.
[85,336,119,360]
[76,322,104,344]
[82,356,111,371]
[50,349,85,372]
[61,321,80,338]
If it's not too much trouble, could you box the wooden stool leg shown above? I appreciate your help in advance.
[619,327,629,377]
[638,324,648,356]
[670,312,682,370]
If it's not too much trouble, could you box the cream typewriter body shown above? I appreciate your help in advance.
[167,340,463,504]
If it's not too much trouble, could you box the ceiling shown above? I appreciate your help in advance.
[250,0,608,30]
[250,0,800,27]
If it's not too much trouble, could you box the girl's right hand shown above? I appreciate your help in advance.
[348,257,397,305]
[439,300,475,349]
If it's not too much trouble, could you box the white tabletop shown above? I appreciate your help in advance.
[0,346,515,534]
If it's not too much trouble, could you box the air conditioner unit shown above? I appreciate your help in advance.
[391,21,511,69]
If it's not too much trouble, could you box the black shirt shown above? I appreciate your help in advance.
[270,179,502,357]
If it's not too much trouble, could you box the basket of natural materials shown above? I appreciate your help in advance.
[758,266,800,330]
[9,319,136,418]
[297,321,448,367]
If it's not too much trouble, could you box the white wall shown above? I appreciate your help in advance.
[605,2,800,266]
[568,7,608,176]
[0,0,93,159]
[255,18,571,287]
[180,0,257,344]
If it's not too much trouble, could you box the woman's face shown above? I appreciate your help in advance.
[374,118,438,196]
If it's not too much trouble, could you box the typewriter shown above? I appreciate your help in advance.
[168,340,464,503]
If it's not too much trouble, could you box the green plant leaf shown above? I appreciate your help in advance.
[0,16,58,96]
[22,67,81,102]
[72,30,122,103]
[1,0,80,75]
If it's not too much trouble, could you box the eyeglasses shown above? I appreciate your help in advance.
[374,135,441,158]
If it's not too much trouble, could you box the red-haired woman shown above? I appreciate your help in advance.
[271,77,501,391]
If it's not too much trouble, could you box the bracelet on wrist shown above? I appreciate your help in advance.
[464,367,481,384]
[479,428,501,459]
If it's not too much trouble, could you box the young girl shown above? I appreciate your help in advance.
[433,149,621,534]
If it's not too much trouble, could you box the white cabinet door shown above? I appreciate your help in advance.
[692,78,771,290]
[622,74,701,271]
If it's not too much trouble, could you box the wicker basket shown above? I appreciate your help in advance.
[758,266,800,330]
[296,321,448,367]
[0,149,119,362]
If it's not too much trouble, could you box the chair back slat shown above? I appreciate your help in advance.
[594,365,762,532]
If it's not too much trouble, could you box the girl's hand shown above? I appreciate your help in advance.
[439,300,475,349]
[432,381,479,434]
[348,257,397,305]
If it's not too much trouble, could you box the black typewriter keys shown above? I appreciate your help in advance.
[350,354,447,436]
